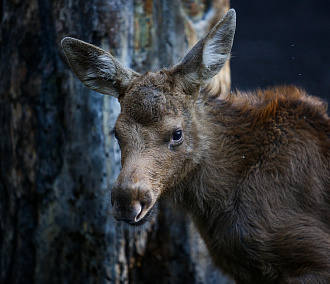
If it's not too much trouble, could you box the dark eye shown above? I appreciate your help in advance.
[172,129,183,142]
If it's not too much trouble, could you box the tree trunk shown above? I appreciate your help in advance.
[0,0,233,283]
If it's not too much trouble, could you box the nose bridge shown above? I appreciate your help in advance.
[118,153,148,183]
[120,148,157,181]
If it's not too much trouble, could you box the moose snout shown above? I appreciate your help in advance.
[112,201,143,223]
[111,181,154,224]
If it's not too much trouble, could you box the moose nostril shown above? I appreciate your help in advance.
[112,201,143,223]
[132,202,142,222]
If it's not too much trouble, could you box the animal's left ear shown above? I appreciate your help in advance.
[171,9,236,89]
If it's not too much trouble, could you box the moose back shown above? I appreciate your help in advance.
[62,9,330,284]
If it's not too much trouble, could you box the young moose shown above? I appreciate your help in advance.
[62,9,330,284]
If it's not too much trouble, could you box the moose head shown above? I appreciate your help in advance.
[61,9,236,226]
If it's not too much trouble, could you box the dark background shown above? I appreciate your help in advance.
[230,0,329,102]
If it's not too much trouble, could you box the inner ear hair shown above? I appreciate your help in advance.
[61,37,139,97]
[170,9,236,93]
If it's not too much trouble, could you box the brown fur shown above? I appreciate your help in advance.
[176,84,330,283]
[62,9,330,283]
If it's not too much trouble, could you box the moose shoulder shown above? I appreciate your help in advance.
[62,9,330,284]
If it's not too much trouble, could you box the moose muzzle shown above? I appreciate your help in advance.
[111,179,154,225]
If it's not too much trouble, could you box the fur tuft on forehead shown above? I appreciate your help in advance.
[121,72,180,123]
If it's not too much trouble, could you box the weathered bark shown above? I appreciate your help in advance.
[0,0,232,283]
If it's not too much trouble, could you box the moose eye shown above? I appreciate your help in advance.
[172,129,183,142]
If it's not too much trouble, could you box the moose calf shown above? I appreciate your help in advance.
[62,9,330,284]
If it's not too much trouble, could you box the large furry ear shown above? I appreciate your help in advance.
[61,37,139,97]
[172,9,236,89]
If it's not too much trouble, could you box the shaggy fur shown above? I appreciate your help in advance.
[175,84,330,283]
[62,9,330,284]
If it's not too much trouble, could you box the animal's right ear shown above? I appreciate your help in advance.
[170,9,236,93]
[61,37,139,98]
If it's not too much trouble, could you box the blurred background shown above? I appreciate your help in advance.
[231,0,329,99]
[1,0,329,284]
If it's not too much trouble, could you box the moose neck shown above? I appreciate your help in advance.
[172,96,247,233]
[169,92,266,263]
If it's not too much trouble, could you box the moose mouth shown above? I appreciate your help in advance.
[127,206,154,227]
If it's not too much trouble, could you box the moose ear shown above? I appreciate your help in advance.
[172,9,236,87]
[61,37,139,97]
